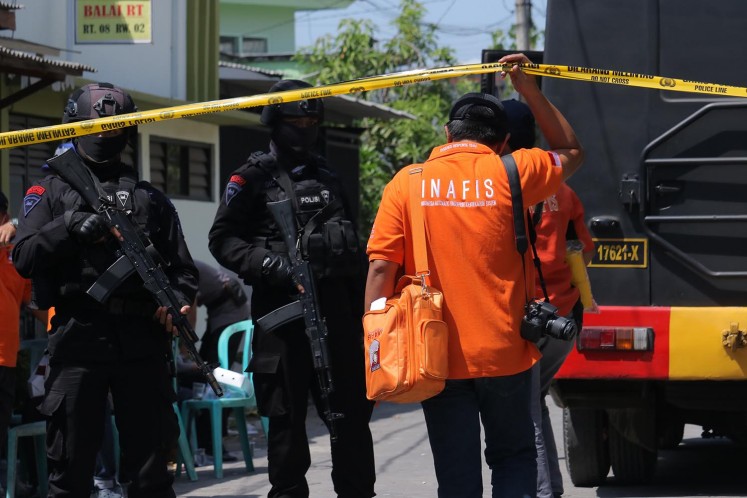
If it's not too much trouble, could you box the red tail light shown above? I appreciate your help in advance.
[577,327,654,351]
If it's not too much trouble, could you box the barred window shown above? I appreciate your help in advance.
[220,35,267,55]
[241,37,267,54]
[220,36,238,55]
[149,137,212,201]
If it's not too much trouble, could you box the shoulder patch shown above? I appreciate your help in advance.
[23,185,46,216]
[548,151,562,168]
[224,174,246,205]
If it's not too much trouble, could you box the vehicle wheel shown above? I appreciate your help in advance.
[609,423,657,484]
[658,420,684,449]
[563,407,610,487]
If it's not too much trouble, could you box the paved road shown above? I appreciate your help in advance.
[173,400,747,497]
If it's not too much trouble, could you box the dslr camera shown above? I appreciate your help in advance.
[520,299,578,343]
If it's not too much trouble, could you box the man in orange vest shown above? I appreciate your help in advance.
[365,53,585,497]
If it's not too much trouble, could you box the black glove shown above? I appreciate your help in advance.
[66,211,110,244]
[261,251,296,288]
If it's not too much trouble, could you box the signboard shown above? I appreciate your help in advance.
[76,0,152,44]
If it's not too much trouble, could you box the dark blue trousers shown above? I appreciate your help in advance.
[421,369,537,498]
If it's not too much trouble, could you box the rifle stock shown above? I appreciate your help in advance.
[47,149,223,397]
[264,199,343,441]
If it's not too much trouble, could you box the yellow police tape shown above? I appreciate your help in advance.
[1,62,746,150]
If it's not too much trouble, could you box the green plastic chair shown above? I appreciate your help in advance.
[6,421,47,498]
[180,320,257,478]
[169,339,198,482]
[216,321,268,440]
[171,402,198,481]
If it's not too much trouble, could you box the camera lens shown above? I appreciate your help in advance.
[545,316,578,341]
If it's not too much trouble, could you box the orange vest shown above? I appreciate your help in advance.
[0,246,31,367]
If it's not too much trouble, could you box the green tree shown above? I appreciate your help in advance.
[295,0,479,238]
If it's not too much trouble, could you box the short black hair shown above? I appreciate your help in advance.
[0,191,8,213]
[446,119,504,144]
[446,92,508,145]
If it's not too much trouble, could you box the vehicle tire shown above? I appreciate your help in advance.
[563,407,610,487]
[658,420,684,449]
[608,423,657,484]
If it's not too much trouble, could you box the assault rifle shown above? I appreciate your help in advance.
[256,198,343,441]
[47,149,223,397]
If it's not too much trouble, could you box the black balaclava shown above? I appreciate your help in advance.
[272,121,319,153]
[76,133,128,164]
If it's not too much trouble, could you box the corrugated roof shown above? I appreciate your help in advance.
[219,60,283,77]
[219,63,414,124]
[0,45,95,74]
[0,37,95,80]
[0,2,23,10]
[0,37,96,108]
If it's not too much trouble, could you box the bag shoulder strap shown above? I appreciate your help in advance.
[408,166,430,285]
[502,154,529,255]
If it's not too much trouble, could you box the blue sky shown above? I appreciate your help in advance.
[295,0,547,64]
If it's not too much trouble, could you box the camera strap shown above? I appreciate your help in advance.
[501,154,550,303]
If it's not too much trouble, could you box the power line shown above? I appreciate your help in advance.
[290,0,522,60]
[434,0,458,25]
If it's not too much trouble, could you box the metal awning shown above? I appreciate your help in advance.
[0,37,96,109]
[219,60,414,125]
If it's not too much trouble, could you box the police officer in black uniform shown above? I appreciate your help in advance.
[208,79,375,498]
[12,83,198,498]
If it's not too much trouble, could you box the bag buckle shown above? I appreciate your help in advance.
[417,271,430,298]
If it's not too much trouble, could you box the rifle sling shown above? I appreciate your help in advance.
[253,152,344,257]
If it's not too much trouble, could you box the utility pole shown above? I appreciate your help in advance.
[515,0,532,50]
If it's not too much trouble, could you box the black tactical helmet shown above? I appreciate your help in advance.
[62,82,137,124]
[260,79,324,126]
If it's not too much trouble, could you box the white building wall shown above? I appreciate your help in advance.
[9,2,68,51]
[12,0,187,101]
[219,4,296,53]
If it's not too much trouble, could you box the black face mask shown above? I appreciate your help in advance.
[77,134,128,163]
[272,122,319,152]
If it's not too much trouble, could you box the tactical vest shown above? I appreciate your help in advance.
[248,152,360,279]
[43,171,156,309]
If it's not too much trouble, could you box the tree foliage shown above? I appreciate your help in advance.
[295,0,479,237]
